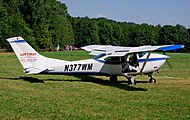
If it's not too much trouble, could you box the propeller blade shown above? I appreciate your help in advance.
[166,59,173,69]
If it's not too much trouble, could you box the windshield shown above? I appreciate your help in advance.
[138,52,146,58]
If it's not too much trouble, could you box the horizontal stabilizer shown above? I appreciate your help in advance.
[25,67,54,75]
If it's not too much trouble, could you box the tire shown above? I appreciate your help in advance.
[149,78,156,83]
[128,77,136,85]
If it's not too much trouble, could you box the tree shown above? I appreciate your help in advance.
[1,0,75,49]
[0,1,9,48]
[48,1,74,48]
[0,0,189,52]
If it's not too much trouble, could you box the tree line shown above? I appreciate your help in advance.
[0,0,190,52]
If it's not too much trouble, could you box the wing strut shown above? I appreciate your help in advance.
[139,52,151,73]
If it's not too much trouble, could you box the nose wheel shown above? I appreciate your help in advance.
[149,76,156,83]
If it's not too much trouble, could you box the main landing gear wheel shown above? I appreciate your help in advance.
[124,74,136,85]
[128,77,136,85]
[149,77,156,83]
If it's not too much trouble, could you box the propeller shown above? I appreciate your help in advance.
[166,59,173,69]
[162,51,173,69]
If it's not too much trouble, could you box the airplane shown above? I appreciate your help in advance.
[7,36,184,85]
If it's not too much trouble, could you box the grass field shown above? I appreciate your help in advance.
[0,51,190,119]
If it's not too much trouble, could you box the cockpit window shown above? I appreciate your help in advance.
[105,56,122,64]
[93,53,107,60]
[138,52,146,58]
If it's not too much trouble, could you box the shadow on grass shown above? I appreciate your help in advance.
[63,75,148,91]
[20,77,45,83]
[0,76,147,91]
[0,76,44,83]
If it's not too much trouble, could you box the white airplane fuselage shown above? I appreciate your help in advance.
[43,52,169,76]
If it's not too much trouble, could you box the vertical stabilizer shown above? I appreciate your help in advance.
[7,36,54,74]
[7,37,40,69]
[7,36,68,74]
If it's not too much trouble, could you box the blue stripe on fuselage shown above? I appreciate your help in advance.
[138,58,167,63]
[94,57,167,64]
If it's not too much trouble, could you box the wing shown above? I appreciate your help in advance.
[129,45,184,52]
[81,45,132,56]
[82,45,184,56]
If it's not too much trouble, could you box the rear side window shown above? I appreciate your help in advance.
[93,53,107,60]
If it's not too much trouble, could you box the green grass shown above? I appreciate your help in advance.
[0,51,190,119]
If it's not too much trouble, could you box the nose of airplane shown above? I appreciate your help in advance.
[152,54,171,71]
[159,54,171,68]
[159,54,170,65]
[162,54,173,69]
[162,54,170,60]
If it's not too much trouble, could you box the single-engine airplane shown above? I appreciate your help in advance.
[7,36,184,84]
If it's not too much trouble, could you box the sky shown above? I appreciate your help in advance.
[59,0,190,28]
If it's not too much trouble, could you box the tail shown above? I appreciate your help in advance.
[7,36,67,74]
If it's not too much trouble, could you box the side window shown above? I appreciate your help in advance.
[105,57,121,64]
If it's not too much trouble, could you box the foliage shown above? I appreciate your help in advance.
[0,0,190,52]
[71,17,190,51]
[0,0,74,49]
